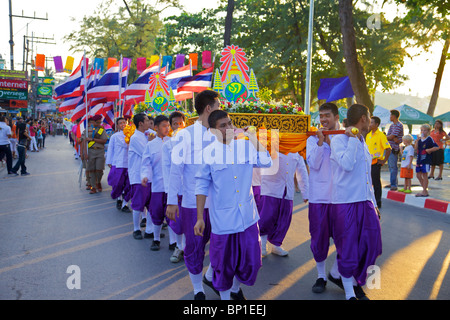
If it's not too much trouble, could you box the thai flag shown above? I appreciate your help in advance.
[177,67,213,93]
[102,102,115,126]
[165,65,192,101]
[122,60,160,97]
[166,65,191,91]
[53,57,88,100]
[87,61,128,101]
[58,96,83,113]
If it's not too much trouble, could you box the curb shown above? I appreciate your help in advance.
[382,189,450,214]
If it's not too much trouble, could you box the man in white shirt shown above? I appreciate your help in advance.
[106,117,131,212]
[141,115,171,251]
[166,90,220,300]
[128,113,152,240]
[306,103,340,293]
[259,150,309,257]
[0,115,13,175]
[162,111,186,263]
[194,110,273,300]
[329,104,382,300]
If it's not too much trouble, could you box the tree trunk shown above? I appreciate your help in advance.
[338,0,374,112]
[224,0,235,48]
[427,36,449,116]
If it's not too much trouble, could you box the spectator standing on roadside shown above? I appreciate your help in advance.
[0,115,14,175]
[429,119,450,181]
[29,120,39,152]
[10,119,30,176]
[386,110,404,190]
[415,124,439,197]
[366,116,391,208]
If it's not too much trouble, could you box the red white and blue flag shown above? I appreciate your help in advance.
[177,67,213,93]
[53,57,88,100]
[122,60,159,97]
[86,61,128,101]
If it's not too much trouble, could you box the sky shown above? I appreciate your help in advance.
[1,0,449,102]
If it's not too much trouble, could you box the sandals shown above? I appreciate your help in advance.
[435,177,443,181]
[415,193,429,197]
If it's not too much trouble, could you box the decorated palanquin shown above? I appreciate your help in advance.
[187,44,312,157]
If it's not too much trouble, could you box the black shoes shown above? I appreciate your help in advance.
[203,275,219,296]
[116,199,122,210]
[150,240,160,251]
[194,292,206,300]
[230,288,247,300]
[327,273,370,300]
[133,230,143,240]
[312,278,327,293]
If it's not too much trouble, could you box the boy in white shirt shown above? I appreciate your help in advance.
[306,102,341,293]
[194,110,273,300]
[259,149,309,257]
[330,104,382,300]
[399,135,414,193]
[166,90,220,300]
[162,111,186,262]
[106,117,132,211]
[141,115,171,251]
[128,113,152,240]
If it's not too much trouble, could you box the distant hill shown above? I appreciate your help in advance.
[375,91,450,117]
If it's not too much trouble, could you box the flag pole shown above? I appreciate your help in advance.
[81,51,89,188]
[189,58,194,112]
[119,55,123,118]
[304,0,314,115]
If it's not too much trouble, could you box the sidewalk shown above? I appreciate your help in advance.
[381,165,450,214]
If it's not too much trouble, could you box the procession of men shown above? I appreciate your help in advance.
[75,89,382,301]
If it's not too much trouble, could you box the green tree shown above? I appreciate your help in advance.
[64,0,180,82]
[389,0,450,116]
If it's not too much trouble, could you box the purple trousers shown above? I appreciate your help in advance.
[130,183,151,212]
[330,201,382,286]
[209,223,262,291]
[258,192,293,247]
[252,185,262,213]
[181,206,211,275]
[167,194,183,235]
[108,166,131,202]
[149,192,167,226]
[308,203,333,263]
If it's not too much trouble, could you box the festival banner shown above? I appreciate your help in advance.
[107,58,117,70]
[189,53,198,70]
[94,58,105,72]
[35,54,45,71]
[202,50,212,69]
[64,56,74,73]
[175,54,185,69]
[53,56,64,73]
[136,57,147,74]
[162,56,172,71]
[150,55,159,66]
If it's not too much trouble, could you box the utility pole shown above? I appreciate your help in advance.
[8,0,48,71]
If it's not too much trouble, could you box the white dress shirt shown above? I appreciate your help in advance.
[106,131,128,168]
[167,121,215,208]
[0,122,11,145]
[195,139,273,235]
[306,135,335,204]
[252,168,261,186]
[330,134,376,204]
[128,130,148,185]
[162,137,182,195]
[260,152,309,201]
[141,136,170,193]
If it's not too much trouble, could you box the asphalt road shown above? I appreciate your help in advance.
[1,135,450,301]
